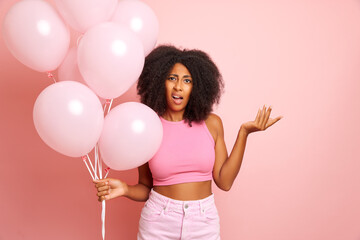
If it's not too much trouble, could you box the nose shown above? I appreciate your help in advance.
[173,80,182,91]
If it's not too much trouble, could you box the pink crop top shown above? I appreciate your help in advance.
[148,117,215,186]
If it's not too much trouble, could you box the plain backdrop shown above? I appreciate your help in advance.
[1,0,360,239]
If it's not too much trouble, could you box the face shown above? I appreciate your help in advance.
[164,63,193,115]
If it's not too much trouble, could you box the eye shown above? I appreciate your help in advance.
[184,79,192,83]
[168,76,176,81]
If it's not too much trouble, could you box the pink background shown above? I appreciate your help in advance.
[1,0,360,239]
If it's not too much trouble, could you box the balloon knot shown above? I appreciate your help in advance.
[47,72,53,78]
[105,167,110,173]
[81,156,87,161]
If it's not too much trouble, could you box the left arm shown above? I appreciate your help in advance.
[209,105,282,191]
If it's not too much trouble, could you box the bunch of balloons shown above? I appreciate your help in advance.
[3,0,163,171]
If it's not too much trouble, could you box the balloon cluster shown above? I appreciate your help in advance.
[3,0,163,171]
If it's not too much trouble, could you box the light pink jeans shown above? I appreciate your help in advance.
[137,189,220,240]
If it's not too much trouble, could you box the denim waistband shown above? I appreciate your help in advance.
[147,188,215,214]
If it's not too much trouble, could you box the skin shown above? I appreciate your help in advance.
[94,63,283,202]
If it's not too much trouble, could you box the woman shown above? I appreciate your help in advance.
[94,45,282,239]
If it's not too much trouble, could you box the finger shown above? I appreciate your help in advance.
[98,196,107,202]
[95,181,108,188]
[93,179,105,183]
[265,116,282,128]
[97,186,110,192]
[259,105,266,128]
[255,108,261,123]
[93,178,110,184]
[263,106,272,128]
[97,190,110,197]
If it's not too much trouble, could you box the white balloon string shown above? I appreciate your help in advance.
[86,154,98,180]
[95,144,98,180]
[47,71,56,83]
[104,168,110,179]
[99,148,105,240]
[76,34,83,47]
[82,156,94,180]
[103,99,110,114]
[103,102,107,113]
[107,99,113,115]
[98,144,106,240]
[97,143,103,179]
[98,157,103,179]
[101,200,106,240]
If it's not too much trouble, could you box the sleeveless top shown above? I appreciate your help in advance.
[149,117,215,186]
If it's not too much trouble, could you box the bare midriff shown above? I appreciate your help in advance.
[153,180,212,201]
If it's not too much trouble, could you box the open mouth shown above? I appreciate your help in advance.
[172,95,183,100]
[171,94,183,104]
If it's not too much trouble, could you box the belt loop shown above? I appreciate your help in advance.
[163,198,171,213]
[199,200,205,215]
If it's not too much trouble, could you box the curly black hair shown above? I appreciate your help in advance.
[137,45,224,126]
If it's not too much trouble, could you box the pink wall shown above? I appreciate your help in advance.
[1,0,360,239]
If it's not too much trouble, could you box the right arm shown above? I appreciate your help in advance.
[94,163,153,202]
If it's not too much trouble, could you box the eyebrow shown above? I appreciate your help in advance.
[169,74,192,78]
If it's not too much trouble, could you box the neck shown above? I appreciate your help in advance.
[162,109,185,122]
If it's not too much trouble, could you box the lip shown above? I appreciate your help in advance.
[171,93,183,105]
[172,93,183,99]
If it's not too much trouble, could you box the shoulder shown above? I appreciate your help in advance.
[205,113,223,127]
[205,113,224,141]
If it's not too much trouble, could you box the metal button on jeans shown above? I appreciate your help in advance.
[184,204,189,209]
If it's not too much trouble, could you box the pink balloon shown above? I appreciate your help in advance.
[33,81,104,158]
[58,47,106,105]
[111,0,159,56]
[2,0,70,72]
[77,22,145,99]
[54,0,117,33]
[99,102,163,171]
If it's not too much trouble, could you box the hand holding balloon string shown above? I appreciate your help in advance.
[94,177,128,202]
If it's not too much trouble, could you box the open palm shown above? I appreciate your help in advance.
[242,105,282,134]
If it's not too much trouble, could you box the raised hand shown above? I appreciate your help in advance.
[241,105,282,134]
[93,178,128,202]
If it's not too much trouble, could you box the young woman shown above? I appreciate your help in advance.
[94,45,282,239]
